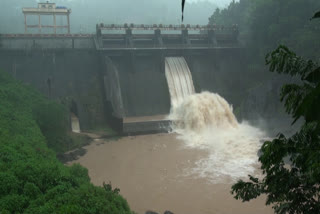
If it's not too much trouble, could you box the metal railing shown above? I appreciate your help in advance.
[97,23,238,32]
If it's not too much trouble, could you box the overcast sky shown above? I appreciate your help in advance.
[55,0,236,8]
[187,0,236,7]
[1,0,237,33]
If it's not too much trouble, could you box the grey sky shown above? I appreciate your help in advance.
[0,0,236,33]
[59,0,235,7]
[187,0,236,7]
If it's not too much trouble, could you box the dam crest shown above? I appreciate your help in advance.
[0,23,244,134]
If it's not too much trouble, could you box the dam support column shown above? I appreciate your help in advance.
[96,24,103,48]
[232,24,239,42]
[67,14,70,34]
[126,29,133,48]
[24,14,27,33]
[54,14,56,34]
[38,15,41,33]
[182,29,191,46]
[154,29,163,47]
[208,30,217,46]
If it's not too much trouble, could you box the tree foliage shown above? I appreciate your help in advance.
[231,44,320,214]
[206,2,320,212]
[208,0,320,60]
[266,45,320,126]
[0,71,133,214]
[311,11,320,19]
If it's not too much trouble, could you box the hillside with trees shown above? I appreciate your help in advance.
[0,70,133,214]
[209,0,320,60]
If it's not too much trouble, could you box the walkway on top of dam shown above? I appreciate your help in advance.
[0,23,242,52]
[95,23,240,51]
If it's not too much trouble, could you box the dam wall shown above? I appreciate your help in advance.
[0,33,245,133]
[104,55,171,117]
[186,49,247,108]
[0,37,107,130]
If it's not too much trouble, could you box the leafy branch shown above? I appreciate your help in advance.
[232,25,320,214]
[266,45,320,126]
[311,11,320,20]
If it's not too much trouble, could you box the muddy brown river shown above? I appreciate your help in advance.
[68,133,272,214]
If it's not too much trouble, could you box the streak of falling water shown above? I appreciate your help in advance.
[165,57,195,108]
[71,113,81,133]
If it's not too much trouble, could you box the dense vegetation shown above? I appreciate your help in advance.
[232,45,320,213]
[206,0,320,212]
[0,70,132,213]
[207,0,320,122]
[209,0,320,60]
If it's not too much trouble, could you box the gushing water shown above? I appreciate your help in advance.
[165,57,265,183]
[169,92,238,131]
[170,92,265,183]
[165,57,195,108]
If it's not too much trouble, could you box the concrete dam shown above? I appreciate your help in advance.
[0,24,245,134]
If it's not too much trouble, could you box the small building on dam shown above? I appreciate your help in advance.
[0,9,246,134]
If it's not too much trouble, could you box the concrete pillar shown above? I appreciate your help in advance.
[38,15,41,33]
[154,29,163,46]
[24,14,27,33]
[54,14,56,34]
[182,29,190,45]
[96,24,103,48]
[96,24,102,37]
[125,29,133,47]
[125,29,132,36]
[232,24,239,41]
[67,14,70,34]
[208,30,217,46]
[154,29,161,37]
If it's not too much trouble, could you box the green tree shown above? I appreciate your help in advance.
[0,70,133,214]
[231,12,320,213]
[207,0,320,60]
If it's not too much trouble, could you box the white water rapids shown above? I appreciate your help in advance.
[165,57,265,183]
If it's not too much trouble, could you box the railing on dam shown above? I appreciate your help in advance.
[0,34,95,50]
[0,24,240,52]
[95,23,240,51]
[96,23,237,31]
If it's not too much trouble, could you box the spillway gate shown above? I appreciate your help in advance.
[0,23,243,134]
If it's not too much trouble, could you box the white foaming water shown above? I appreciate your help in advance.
[165,57,265,183]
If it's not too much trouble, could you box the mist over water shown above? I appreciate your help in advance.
[165,58,266,183]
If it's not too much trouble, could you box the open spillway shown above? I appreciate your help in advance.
[164,56,265,183]
[68,56,270,213]
[165,57,195,108]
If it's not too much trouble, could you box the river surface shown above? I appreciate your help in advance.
[69,133,273,214]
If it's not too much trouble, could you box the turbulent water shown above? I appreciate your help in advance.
[165,57,265,183]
